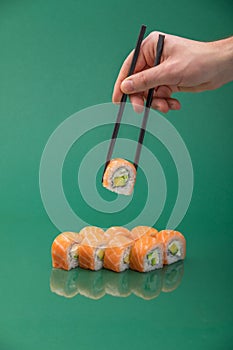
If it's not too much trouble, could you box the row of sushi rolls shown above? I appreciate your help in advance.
[51,226,186,299]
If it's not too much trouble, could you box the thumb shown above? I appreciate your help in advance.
[121,62,176,94]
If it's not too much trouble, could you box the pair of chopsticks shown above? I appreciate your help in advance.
[102,25,165,179]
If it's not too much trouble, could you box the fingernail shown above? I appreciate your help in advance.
[169,102,176,109]
[169,101,180,110]
[121,79,134,93]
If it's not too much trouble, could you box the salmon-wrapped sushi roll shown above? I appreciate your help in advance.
[102,158,136,195]
[130,226,158,241]
[104,226,132,241]
[130,235,164,272]
[79,226,105,241]
[51,231,82,271]
[157,230,186,265]
[104,235,133,272]
[79,226,107,271]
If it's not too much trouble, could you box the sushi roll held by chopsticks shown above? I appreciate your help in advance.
[102,158,136,195]
[102,27,146,196]
[102,33,165,197]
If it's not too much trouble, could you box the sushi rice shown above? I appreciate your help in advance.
[51,227,186,272]
[102,158,136,195]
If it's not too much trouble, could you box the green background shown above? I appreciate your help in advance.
[0,0,233,349]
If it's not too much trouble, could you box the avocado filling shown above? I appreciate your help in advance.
[112,167,130,188]
[123,254,130,264]
[113,174,128,187]
[97,249,104,260]
[147,250,158,266]
[168,243,179,256]
[151,258,156,266]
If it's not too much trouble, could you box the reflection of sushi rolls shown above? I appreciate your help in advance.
[51,232,82,271]
[103,270,131,297]
[102,158,136,195]
[78,269,105,300]
[157,230,186,265]
[130,235,164,272]
[130,269,163,300]
[104,235,133,272]
[162,260,184,292]
[79,226,107,271]
[50,268,79,298]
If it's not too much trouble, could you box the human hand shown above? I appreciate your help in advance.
[112,32,233,113]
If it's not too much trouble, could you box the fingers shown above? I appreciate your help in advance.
[112,48,147,103]
[129,93,145,113]
[112,31,168,103]
[156,85,172,97]
[116,84,181,114]
[120,61,179,95]
[113,94,180,114]
[112,51,134,103]
[150,97,181,113]
[150,85,181,112]
[130,92,181,114]
[166,98,181,110]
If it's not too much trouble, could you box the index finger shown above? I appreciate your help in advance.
[112,48,147,103]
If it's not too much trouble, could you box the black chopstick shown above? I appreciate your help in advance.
[133,34,165,170]
[102,25,147,181]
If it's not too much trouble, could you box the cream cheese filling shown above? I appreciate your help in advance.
[112,167,129,188]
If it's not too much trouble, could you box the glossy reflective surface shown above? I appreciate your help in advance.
[0,1,233,350]
[50,261,184,300]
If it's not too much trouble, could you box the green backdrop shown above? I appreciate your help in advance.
[0,1,232,349]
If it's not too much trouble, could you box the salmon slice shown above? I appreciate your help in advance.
[104,226,132,241]
[78,244,106,271]
[130,226,158,241]
[104,235,133,272]
[130,235,164,272]
[102,158,136,195]
[79,227,107,271]
[157,230,186,265]
[79,226,105,242]
[51,231,82,271]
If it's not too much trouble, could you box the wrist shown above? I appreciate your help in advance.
[209,37,233,87]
